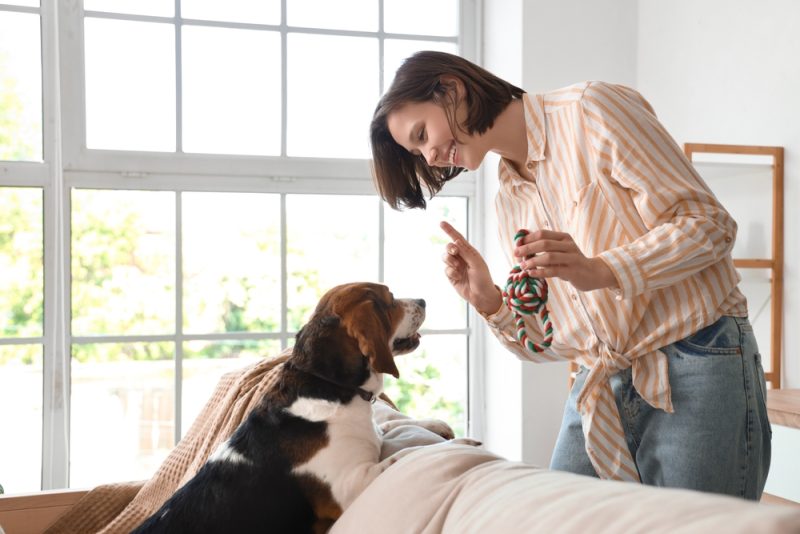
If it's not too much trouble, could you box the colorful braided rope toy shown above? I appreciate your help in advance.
[502,229,554,353]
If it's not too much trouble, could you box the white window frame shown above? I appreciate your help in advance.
[0,0,485,490]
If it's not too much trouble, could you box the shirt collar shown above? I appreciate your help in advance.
[499,92,547,187]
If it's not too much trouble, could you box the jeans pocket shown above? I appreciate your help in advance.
[674,316,742,357]
[753,353,772,437]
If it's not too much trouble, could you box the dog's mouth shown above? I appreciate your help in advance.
[392,332,421,355]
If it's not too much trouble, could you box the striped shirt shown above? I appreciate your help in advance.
[483,81,747,482]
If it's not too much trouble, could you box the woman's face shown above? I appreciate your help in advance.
[386,100,484,171]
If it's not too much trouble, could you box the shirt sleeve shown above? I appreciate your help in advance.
[480,288,560,363]
[580,82,737,300]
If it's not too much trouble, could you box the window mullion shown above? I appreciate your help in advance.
[280,193,288,349]
[40,0,70,491]
[58,0,88,173]
[174,190,183,442]
[175,0,183,154]
[280,0,287,158]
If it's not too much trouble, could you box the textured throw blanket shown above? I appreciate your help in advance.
[46,350,293,534]
[44,350,447,534]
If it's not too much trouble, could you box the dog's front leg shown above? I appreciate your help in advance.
[333,459,396,509]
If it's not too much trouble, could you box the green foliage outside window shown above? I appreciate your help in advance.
[0,53,38,161]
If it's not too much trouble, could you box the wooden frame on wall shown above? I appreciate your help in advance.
[567,143,784,391]
[684,143,784,389]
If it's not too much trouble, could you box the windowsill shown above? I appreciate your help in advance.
[767,389,800,429]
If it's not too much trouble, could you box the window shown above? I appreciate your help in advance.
[0,186,44,493]
[0,0,478,492]
[0,3,42,161]
[0,0,47,494]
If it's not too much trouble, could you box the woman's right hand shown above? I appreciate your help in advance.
[440,221,503,316]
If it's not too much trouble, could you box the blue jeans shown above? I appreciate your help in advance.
[549,316,772,500]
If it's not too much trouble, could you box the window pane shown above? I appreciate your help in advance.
[287,34,378,158]
[84,18,175,151]
[384,334,467,437]
[384,196,468,330]
[70,342,174,488]
[287,0,376,31]
[72,189,175,336]
[0,187,43,338]
[83,0,173,17]
[181,0,280,25]
[182,27,281,156]
[0,11,42,161]
[0,344,42,493]
[384,0,458,36]
[181,339,280,438]
[182,192,281,333]
[383,39,458,91]
[286,195,379,330]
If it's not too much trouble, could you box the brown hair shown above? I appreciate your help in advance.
[370,51,524,210]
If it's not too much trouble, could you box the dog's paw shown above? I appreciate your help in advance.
[379,418,455,440]
[411,419,455,440]
[448,437,482,447]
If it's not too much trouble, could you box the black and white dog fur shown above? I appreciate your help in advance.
[132,282,435,534]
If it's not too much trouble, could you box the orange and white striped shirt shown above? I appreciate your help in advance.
[484,81,747,482]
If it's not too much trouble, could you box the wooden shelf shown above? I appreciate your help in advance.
[685,143,784,389]
[767,389,800,430]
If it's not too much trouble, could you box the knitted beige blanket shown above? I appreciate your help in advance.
[45,349,291,534]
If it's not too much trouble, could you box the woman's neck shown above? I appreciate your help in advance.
[489,98,529,174]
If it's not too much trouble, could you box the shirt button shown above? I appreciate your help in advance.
[571,294,578,301]
[544,222,550,228]
[526,161,534,170]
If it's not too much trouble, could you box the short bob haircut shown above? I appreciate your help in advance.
[370,51,524,210]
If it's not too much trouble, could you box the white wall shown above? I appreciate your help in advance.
[480,0,799,467]
[481,0,638,465]
[636,0,800,388]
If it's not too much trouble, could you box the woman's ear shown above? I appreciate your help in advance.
[438,75,464,98]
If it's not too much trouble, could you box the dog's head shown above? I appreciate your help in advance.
[292,282,425,380]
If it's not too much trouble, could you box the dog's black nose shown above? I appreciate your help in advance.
[415,299,426,309]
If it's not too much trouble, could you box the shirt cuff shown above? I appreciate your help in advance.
[480,291,516,331]
[598,248,646,300]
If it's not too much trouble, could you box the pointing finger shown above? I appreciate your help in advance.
[440,221,466,243]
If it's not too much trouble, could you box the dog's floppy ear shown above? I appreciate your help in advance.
[341,301,399,378]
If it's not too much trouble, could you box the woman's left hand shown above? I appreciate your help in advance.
[514,229,618,292]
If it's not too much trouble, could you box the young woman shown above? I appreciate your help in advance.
[370,51,771,499]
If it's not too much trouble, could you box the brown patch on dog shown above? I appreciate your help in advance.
[295,473,343,531]
[378,392,399,410]
[312,283,402,378]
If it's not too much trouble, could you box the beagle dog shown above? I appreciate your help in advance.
[132,282,428,534]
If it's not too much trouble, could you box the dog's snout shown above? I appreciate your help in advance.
[415,299,426,309]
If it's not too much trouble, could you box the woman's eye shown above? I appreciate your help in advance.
[418,128,425,142]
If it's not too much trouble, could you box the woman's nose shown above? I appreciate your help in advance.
[424,145,437,166]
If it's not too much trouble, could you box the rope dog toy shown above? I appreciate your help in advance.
[502,229,553,353]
